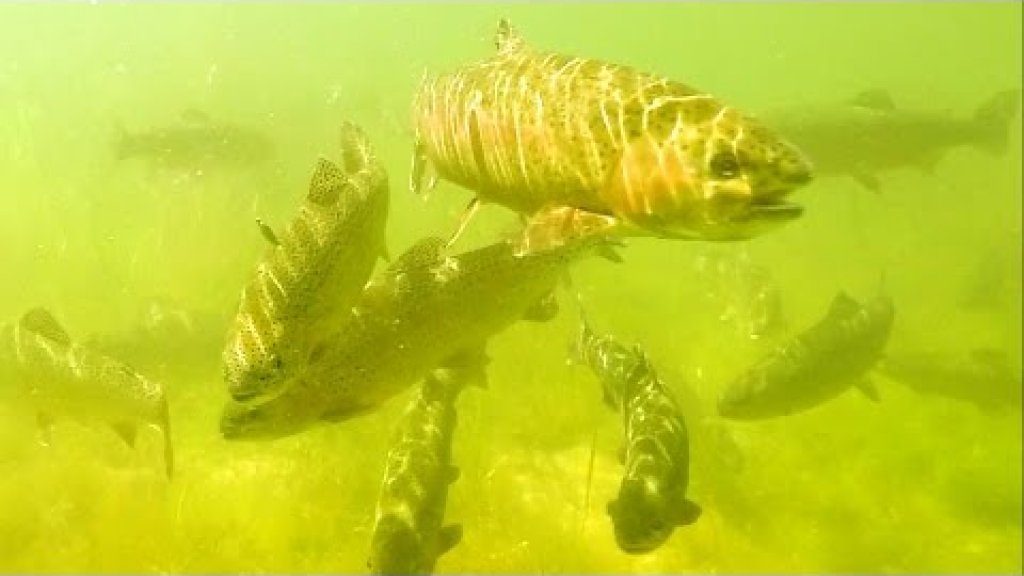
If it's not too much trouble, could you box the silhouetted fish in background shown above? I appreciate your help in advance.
[763,89,1021,192]
[222,122,390,404]
[879,347,1022,414]
[220,207,619,441]
[0,308,173,478]
[412,19,812,242]
[718,288,894,420]
[574,314,701,554]
[367,367,476,575]
[115,109,276,173]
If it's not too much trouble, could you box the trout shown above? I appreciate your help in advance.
[412,19,813,241]
[0,308,173,478]
[220,207,618,440]
[223,122,390,402]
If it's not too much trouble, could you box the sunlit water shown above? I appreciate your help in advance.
[0,3,1021,573]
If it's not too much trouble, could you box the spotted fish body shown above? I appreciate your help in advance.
[575,318,701,554]
[220,208,617,440]
[223,122,390,402]
[412,19,812,241]
[718,290,894,420]
[367,368,469,575]
[0,309,173,478]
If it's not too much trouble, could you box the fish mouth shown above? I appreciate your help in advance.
[746,192,803,221]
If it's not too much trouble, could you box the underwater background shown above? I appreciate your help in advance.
[0,2,1021,573]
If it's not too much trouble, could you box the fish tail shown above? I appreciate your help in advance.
[972,89,1021,156]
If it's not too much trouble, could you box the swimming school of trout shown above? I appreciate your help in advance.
[2,19,1020,574]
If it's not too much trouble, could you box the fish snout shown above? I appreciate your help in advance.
[775,143,815,189]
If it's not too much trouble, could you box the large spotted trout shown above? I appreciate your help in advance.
[223,122,390,403]
[0,308,173,478]
[220,207,619,440]
[412,19,813,241]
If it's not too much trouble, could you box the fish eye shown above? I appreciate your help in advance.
[709,151,741,179]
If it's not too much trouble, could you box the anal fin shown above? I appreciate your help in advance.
[855,378,881,402]
[111,421,138,448]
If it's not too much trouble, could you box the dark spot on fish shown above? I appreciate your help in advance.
[621,100,645,139]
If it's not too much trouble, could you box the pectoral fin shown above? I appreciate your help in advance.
[437,524,463,555]
[855,378,881,402]
[850,170,882,194]
[442,346,490,389]
[447,465,461,484]
[111,421,138,448]
[673,498,702,526]
[850,89,896,111]
[256,218,280,246]
[409,140,438,196]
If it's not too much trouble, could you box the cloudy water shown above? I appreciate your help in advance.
[0,2,1020,573]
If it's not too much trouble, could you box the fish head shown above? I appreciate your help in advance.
[223,346,289,402]
[716,370,771,420]
[219,391,313,441]
[607,105,812,240]
[367,516,430,574]
[607,476,697,554]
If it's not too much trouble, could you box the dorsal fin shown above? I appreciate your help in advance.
[380,237,446,288]
[495,18,525,54]
[828,291,863,318]
[20,308,71,345]
[307,157,345,206]
[338,121,370,174]
[255,217,280,246]
[850,89,895,111]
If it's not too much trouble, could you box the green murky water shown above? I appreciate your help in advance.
[0,2,1021,573]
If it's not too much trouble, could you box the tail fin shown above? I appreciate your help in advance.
[973,89,1021,156]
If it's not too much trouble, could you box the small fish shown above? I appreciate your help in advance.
[0,308,173,478]
[762,89,1021,193]
[115,109,275,171]
[222,121,390,403]
[879,347,1022,413]
[85,298,224,378]
[411,19,812,242]
[367,367,474,575]
[574,314,701,554]
[718,289,894,420]
[220,206,618,440]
